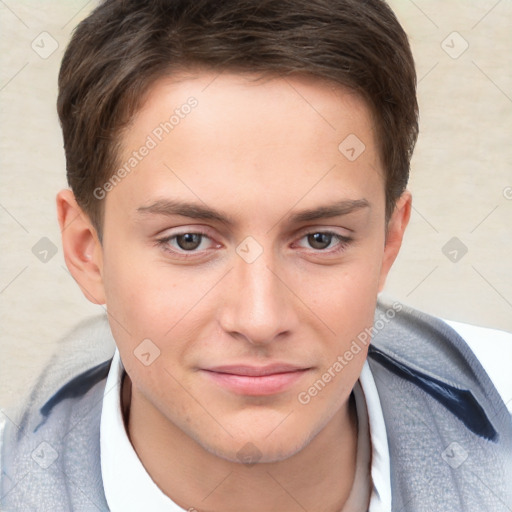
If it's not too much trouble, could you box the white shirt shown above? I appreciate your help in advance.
[100,321,512,512]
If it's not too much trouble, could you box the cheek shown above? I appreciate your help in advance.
[101,248,219,376]
[295,253,382,401]
[297,264,379,408]
[102,244,179,327]
[100,244,174,369]
[308,256,382,332]
[101,256,195,407]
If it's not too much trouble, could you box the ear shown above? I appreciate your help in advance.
[377,190,412,292]
[56,189,106,305]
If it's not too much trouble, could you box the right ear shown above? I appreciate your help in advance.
[56,189,106,305]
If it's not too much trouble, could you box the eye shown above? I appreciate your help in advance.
[173,233,204,251]
[296,230,352,254]
[155,231,218,257]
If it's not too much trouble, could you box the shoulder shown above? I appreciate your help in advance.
[369,296,512,440]
[368,297,512,511]
[442,318,512,414]
[1,315,114,510]
[372,297,512,413]
[4,313,115,436]
[371,296,511,388]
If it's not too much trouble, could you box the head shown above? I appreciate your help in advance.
[57,0,417,463]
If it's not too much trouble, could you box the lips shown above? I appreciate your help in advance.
[201,364,311,396]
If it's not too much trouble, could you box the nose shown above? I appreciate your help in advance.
[218,242,297,346]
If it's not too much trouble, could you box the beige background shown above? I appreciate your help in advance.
[1,0,511,410]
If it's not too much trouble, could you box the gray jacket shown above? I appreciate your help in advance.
[1,298,511,511]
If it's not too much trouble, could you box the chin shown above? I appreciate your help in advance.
[198,427,317,465]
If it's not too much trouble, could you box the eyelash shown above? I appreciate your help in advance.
[155,230,352,259]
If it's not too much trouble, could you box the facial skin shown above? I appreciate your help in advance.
[57,72,411,511]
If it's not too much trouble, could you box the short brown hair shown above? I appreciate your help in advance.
[57,0,418,236]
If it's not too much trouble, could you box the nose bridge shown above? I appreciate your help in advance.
[220,238,292,345]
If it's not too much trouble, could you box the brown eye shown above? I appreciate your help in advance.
[176,233,203,251]
[307,232,333,250]
[156,230,215,257]
[294,230,352,256]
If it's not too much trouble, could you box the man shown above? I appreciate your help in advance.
[1,0,511,510]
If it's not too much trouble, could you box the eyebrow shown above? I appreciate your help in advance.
[136,198,370,226]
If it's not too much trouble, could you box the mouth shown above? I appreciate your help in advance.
[201,364,312,396]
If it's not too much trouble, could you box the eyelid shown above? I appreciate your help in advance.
[294,224,352,238]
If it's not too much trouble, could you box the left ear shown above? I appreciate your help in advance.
[378,190,412,292]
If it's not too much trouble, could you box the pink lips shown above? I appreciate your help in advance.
[202,364,311,396]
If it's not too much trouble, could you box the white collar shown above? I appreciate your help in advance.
[100,349,181,511]
[100,349,391,512]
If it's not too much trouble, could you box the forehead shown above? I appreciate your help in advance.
[127,71,379,156]
[107,71,384,225]
[134,71,377,143]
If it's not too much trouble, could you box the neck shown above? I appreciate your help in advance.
[122,374,359,512]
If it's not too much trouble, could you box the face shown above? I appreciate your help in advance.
[83,72,406,463]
